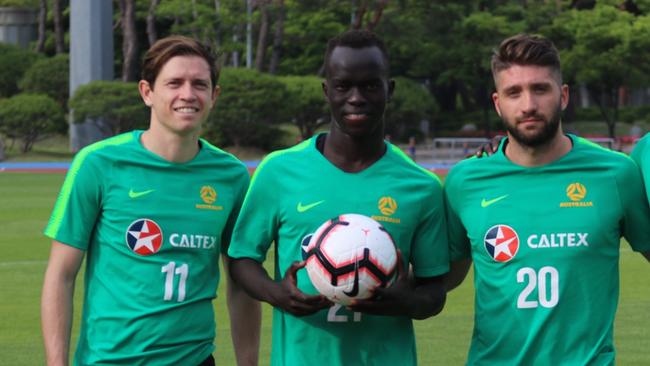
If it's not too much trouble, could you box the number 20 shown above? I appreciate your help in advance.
[517,266,559,309]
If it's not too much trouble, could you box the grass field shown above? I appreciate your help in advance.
[1,172,649,365]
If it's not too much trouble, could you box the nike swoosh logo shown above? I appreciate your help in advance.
[343,265,360,297]
[481,195,509,208]
[297,200,324,213]
[129,189,155,198]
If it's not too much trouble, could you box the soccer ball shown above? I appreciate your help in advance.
[301,214,398,305]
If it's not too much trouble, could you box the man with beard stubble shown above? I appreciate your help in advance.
[444,34,650,364]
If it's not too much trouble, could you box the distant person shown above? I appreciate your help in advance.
[227,30,449,365]
[407,135,416,161]
[41,36,260,366]
[445,34,650,364]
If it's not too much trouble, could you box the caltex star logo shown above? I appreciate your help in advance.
[125,218,163,256]
[484,224,519,262]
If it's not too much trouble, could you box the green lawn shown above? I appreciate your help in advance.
[1,172,649,365]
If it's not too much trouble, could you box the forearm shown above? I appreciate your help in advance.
[444,258,472,291]
[229,257,281,306]
[408,280,446,320]
[41,266,75,366]
[224,258,261,366]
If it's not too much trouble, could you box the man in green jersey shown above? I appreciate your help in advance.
[41,36,260,366]
[227,30,449,365]
[630,136,650,259]
[445,34,650,364]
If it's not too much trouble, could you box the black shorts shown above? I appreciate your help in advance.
[198,354,215,366]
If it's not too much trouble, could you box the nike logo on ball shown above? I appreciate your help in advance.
[129,189,155,198]
[481,194,509,208]
[343,265,360,297]
[297,200,324,213]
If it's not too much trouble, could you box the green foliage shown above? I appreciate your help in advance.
[0,93,65,152]
[19,54,69,108]
[279,1,349,75]
[384,77,437,141]
[0,0,38,8]
[206,67,288,149]
[69,80,149,135]
[277,75,327,139]
[548,4,650,136]
[0,43,41,98]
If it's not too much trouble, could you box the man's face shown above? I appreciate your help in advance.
[139,55,219,136]
[323,46,394,138]
[492,65,568,147]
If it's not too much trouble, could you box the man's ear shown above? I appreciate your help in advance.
[492,91,502,117]
[139,80,153,107]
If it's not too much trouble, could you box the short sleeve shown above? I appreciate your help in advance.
[444,169,472,261]
[44,150,103,250]
[220,168,250,254]
[227,158,279,262]
[618,157,650,252]
[410,180,450,278]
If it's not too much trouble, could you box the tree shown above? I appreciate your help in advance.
[69,80,149,135]
[0,93,65,152]
[19,54,69,112]
[255,0,271,71]
[384,77,438,141]
[35,0,46,52]
[351,0,389,31]
[52,0,65,53]
[0,43,41,98]
[119,0,139,81]
[206,67,288,148]
[146,0,160,46]
[268,0,285,74]
[278,75,328,139]
[553,4,648,137]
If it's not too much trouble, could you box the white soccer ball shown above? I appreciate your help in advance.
[301,213,398,305]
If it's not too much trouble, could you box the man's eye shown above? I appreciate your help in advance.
[366,83,380,91]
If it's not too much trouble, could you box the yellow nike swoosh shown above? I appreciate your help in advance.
[297,200,325,213]
[129,189,155,198]
[481,195,509,208]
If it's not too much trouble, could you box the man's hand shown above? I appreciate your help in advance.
[347,251,445,320]
[269,261,333,316]
[472,135,504,158]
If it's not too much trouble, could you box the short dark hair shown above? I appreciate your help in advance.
[323,30,389,76]
[141,35,220,89]
[491,34,562,83]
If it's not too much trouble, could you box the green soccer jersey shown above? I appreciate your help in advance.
[631,133,650,198]
[445,135,650,365]
[44,130,249,366]
[228,134,449,366]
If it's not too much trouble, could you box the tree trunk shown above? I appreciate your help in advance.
[255,1,270,72]
[352,0,367,29]
[35,0,47,52]
[191,0,199,38]
[0,136,5,161]
[53,0,65,53]
[213,0,221,49]
[588,85,617,138]
[121,0,139,82]
[268,0,284,74]
[366,0,388,31]
[232,25,240,67]
[147,0,160,47]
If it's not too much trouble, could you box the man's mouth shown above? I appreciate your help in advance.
[174,106,200,113]
[344,113,369,122]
